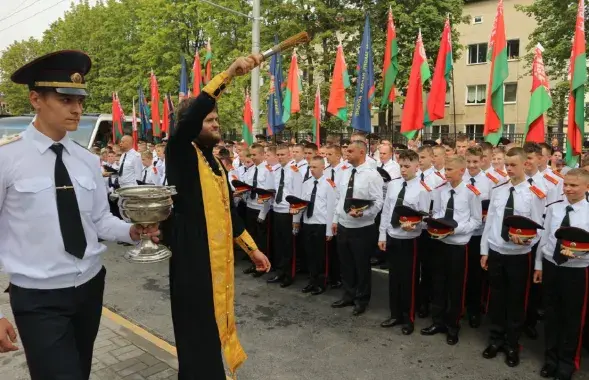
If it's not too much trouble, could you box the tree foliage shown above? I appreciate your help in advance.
[0,0,467,133]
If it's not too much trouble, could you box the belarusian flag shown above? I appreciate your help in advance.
[327,44,351,121]
[400,30,431,140]
[380,7,399,109]
[312,85,321,148]
[483,0,508,146]
[192,49,202,97]
[427,16,453,121]
[565,0,586,167]
[242,90,254,146]
[150,70,161,139]
[131,98,138,151]
[524,44,552,143]
[204,39,213,85]
[282,51,301,124]
[111,93,123,143]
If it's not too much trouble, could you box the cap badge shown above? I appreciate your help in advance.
[571,242,577,248]
[71,73,83,84]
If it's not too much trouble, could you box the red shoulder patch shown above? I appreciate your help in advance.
[290,165,299,173]
[152,166,158,174]
[326,179,336,188]
[553,170,564,179]
[486,172,499,185]
[435,171,446,180]
[495,169,507,177]
[265,165,273,172]
[543,173,559,186]
[466,184,481,196]
[420,180,432,192]
[341,165,349,170]
[529,185,546,199]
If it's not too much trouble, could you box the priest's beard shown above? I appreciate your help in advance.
[195,129,221,149]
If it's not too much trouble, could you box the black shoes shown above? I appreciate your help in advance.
[302,284,314,293]
[380,318,402,328]
[266,275,283,284]
[280,277,293,288]
[540,364,556,378]
[446,332,459,345]
[505,347,520,367]
[469,314,481,328]
[402,324,414,335]
[243,265,256,275]
[482,344,502,359]
[352,305,366,316]
[331,299,354,308]
[523,325,538,340]
[420,324,447,336]
[418,305,430,319]
[311,286,325,295]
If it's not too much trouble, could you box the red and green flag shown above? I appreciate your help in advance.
[524,44,552,143]
[400,30,431,140]
[312,85,321,148]
[162,93,171,134]
[483,0,509,146]
[111,93,124,143]
[428,16,453,121]
[282,51,302,124]
[204,39,213,85]
[327,43,351,121]
[192,49,202,97]
[380,7,399,109]
[566,0,586,166]
[150,70,161,139]
[242,90,254,146]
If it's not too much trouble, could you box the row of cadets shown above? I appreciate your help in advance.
[296,156,338,295]
[378,149,430,335]
[243,143,275,275]
[266,145,303,288]
[462,146,494,328]
[331,140,384,316]
[480,147,545,368]
[534,168,589,380]
[421,155,482,345]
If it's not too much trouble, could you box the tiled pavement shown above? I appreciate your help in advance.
[0,274,179,380]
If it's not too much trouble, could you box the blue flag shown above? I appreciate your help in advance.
[351,16,375,133]
[138,87,152,139]
[179,56,189,98]
[268,35,285,134]
[167,93,176,135]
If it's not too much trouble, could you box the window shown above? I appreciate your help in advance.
[466,84,487,105]
[507,39,520,60]
[473,16,483,24]
[504,83,518,103]
[504,124,516,134]
[468,43,488,64]
[445,87,452,106]
[465,124,484,139]
[430,125,450,140]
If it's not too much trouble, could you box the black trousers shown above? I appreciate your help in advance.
[466,235,483,316]
[327,237,341,285]
[487,250,531,348]
[418,230,434,308]
[431,243,468,334]
[272,211,293,279]
[337,224,375,307]
[526,242,541,328]
[10,267,106,380]
[303,223,327,287]
[543,260,588,378]
[386,237,419,323]
[245,207,268,255]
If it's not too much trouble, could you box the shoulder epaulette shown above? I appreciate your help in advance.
[543,173,559,186]
[326,178,336,188]
[529,185,546,199]
[486,172,499,185]
[495,169,507,177]
[227,165,234,171]
[466,184,481,196]
[434,171,446,180]
[435,181,448,190]
[290,165,299,173]
[341,165,349,170]
[493,181,510,189]
[546,200,564,208]
[553,170,564,179]
[0,134,22,147]
[152,166,158,174]
[230,174,238,181]
[391,176,402,181]
[265,164,273,172]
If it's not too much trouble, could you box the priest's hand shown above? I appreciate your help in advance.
[0,318,18,353]
[227,54,263,78]
[251,250,271,273]
[130,224,160,243]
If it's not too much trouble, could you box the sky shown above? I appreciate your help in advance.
[0,0,97,52]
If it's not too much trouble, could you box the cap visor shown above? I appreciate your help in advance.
[55,87,88,96]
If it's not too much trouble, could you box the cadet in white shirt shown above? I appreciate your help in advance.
[462,146,493,329]
[298,156,337,295]
[291,144,310,181]
[331,141,384,316]
[325,144,349,187]
[117,135,143,187]
[243,144,275,275]
[421,155,482,346]
[0,50,158,380]
[480,147,545,368]
[378,144,401,179]
[378,150,430,335]
[138,151,161,185]
[266,145,303,287]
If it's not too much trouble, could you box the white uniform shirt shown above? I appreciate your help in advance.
[0,126,134,314]
[481,180,545,256]
[272,164,303,216]
[379,159,401,180]
[380,176,430,241]
[365,155,378,169]
[297,160,311,182]
[419,166,446,190]
[244,162,275,220]
[536,199,589,270]
[118,149,143,187]
[463,170,494,236]
[139,165,160,185]
[326,161,349,188]
[333,161,384,228]
[432,182,482,245]
[529,171,560,205]
[300,176,337,236]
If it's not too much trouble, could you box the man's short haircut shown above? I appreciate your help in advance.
[350,131,367,141]
[304,143,318,152]
[480,142,493,153]
[277,144,290,152]
[523,142,542,155]
[218,148,231,160]
[565,168,589,182]
[493,146,506,154]
[350,140,367,152]
[538,142,552,153]
[310,155,324,164]
[466,146,484,158]
[417,146,433,155]
[432,145,446,154]
[265,146,277,155]
[398,149,419,162]
[250,143,264,154]
[506,147,527,162]
[444,140,456,149]
[140,151,152,160]
[446,155,466,168]
[292,143,305,150]
[456,135,469,143]
[326,144,342,155]
[581,156,589,169]
[340,138,351,146]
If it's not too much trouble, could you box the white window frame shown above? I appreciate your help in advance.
[504,82,518,104]
[504,124,516,134]
[467,43,488,65]
[473,16,483,24]
[465,84,487,106]
[465,124,484,139]
[506,39,520,61]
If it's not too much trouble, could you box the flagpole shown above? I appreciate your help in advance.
[451,67,457,143]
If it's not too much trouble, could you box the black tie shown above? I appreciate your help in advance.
[553,205,574,265]
[49,144,87,259]
[470,178,476,186]
[118,153,127,176]
[343,168,357,212]
[331,168,335,182]
[528,178,534,185]
[501,187,516,241]
[307,180,319,218]
[380,163,384,169]
[250,167,258,199]
[142,168,147,183]
[420,172,425,182]
[276,168,285,203]
[304,166,311,181]
[391,181,407,228]
[585,191,588,202]
[445,189,456,220]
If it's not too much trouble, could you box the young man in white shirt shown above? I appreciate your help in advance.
[139,151,160,185]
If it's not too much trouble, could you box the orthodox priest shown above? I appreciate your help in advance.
[166,55,271,380]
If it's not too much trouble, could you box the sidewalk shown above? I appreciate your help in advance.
[0,274,178,380]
